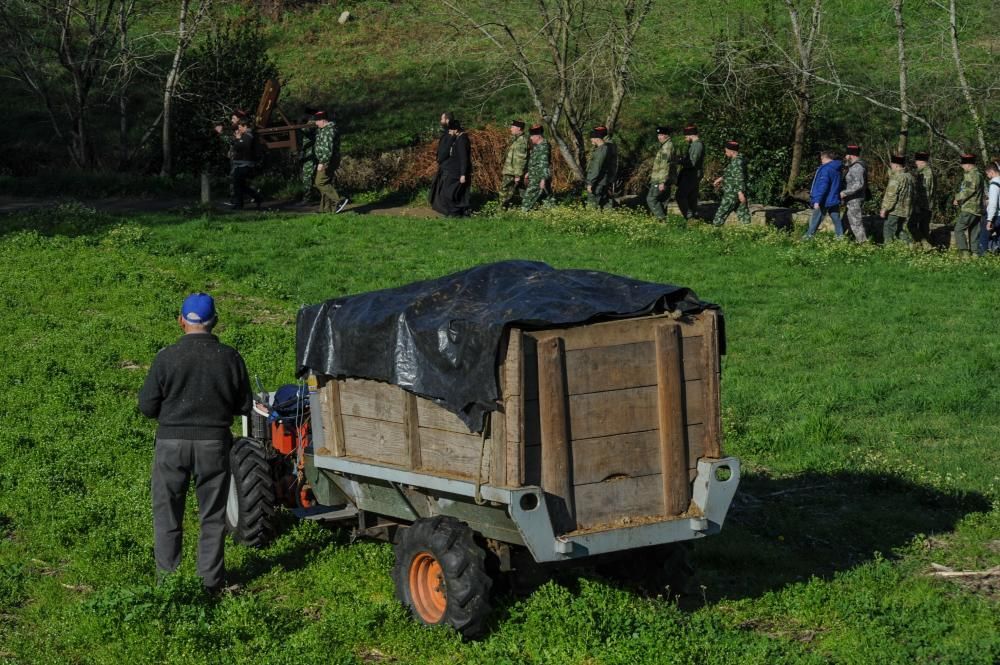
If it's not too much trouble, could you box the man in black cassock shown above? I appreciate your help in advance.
[430,117,472,217]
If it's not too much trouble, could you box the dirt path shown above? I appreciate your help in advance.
[0,194,439,219]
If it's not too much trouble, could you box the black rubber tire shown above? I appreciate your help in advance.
[392,516,493,638]
[225,437,276,548]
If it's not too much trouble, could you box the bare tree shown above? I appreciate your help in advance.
[0,0,128,168]
[782,0,824,198]
[893,0,909,155]
[440,0,652,181]
[161,0,212,176]
[936,0,988,162]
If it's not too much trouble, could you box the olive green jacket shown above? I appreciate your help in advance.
[913,165,934,212]
[955,168,984,215]
[881,170,914,218]
[587,140,618,187]
[502,133,529,177]
[649,139,675,184]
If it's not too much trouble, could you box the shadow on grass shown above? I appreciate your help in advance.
[494,469,990,612]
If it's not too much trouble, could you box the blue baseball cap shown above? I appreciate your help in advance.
[181,292,217,325]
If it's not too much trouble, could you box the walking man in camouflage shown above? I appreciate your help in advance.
[500,120,529,209]
[712,140,750,226]
[676,125,704,220]
[585,126,617,210]
[910,151,935,248]
[952,153,984,254]
[880,154,914,243]
[298,110,318,204]
[646,126,675,220]
[840,144,868,243]
[312,110,349,214]
[522,124,552,212]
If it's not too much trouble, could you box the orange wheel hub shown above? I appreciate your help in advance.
[408,551,447,623]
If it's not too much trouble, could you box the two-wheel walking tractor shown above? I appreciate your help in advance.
[224,262,741,637]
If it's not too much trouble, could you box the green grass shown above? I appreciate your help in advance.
[1,204,998,663]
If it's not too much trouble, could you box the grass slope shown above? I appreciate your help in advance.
[0,205,998,663]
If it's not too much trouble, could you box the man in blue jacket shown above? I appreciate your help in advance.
[803,150,844,239]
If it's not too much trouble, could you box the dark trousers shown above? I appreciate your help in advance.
[152,438,230,588]
[586,184,612,210]
[908,209,932,246]
[676,172,699,219]
[230,165,261,208]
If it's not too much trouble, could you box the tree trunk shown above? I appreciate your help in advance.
[160,0,190,177]
[782,0,822,199]
[894,0,909,155]
[946,0,988,162]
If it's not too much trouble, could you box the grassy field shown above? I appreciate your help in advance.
[1,204,998,664]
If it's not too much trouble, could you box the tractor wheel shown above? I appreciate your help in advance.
[392,516,492,638]
[225,437,276,548]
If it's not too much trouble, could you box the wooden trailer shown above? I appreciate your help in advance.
[304,308,738,556]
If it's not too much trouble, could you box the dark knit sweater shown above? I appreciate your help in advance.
[138,333,252,440]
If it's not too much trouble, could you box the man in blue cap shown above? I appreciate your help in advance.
[138,292,251,594]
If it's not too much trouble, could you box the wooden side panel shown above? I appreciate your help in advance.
[573,475,664,527]
[341,415,408,466]
[340,379,404,423]
[416,427,484,479]
[656,323,690,516]
[404,392,421,470]
[701,310,723,458]
[318,379,346,457]
[537,336,575,532]
[505,330,525,487]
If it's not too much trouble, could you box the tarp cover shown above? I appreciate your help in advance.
[296,260,716,433]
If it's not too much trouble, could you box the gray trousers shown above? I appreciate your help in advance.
[845,198,866,243]
[953,211,981,253]
[152,438,230,588]
[646,183,671,219]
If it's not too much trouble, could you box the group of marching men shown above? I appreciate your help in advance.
[802,146,1000,252]
[217,108,1000,247]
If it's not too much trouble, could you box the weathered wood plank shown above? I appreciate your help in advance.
[319,379,346,457]
[569,429,660,485]
[565,383,704,441]
[506,329,525,487]
[415,397,472,434]
[526,313,706,352]
[525,423,706,479]
[340,379,405,423]
[574,474,666,528]
[341,415,408,466]
[656,323,690,516]
[404,391,422,470]
[537,336,574,532]
[490,402,507,486]
[416,426,485,479]
[561,338,705,396]
[701,310,723,458]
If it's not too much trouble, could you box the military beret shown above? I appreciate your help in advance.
[529,124,544,136]
[914,151,930,162]
[890,154,906,166]
[845,144,861,156]
[683,124,698,135]
[511,120,526,129]
[590,126,608,139]
[656,126,669,135]
[960,153,976,164]
[313,110,328,120]
[725,140,740,151]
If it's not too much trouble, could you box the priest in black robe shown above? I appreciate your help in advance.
[430,117,473,217]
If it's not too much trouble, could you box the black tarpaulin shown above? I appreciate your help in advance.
[296,260,716,433]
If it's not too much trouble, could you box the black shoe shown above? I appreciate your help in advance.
[334,197,350,214]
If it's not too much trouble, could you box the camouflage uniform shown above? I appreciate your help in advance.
[909,164,935,246]
[953,167,984,253]
[300,124,318,193]
[646,139,675,220]
[313,121,342,212]
[500,133,529,209]
[880,169,914,243]
[586,140,618,210]
[713,154,750,226]
[522,139,553,211]
[676,139,704,219]
[842,159,868,243]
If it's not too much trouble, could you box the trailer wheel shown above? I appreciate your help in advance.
[225,437,276,548]
[392,516,492,638]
